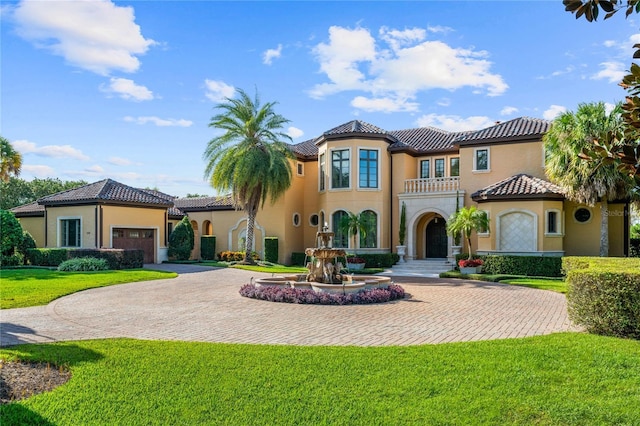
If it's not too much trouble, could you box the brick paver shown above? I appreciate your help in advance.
[0,265,579,347]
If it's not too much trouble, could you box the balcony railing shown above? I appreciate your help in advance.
[404,177,460,194]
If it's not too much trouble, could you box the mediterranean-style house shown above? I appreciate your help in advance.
[11,117,632,265]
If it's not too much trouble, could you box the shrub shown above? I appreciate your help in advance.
[346,256,366,264]
[168,217,194,261]
[290,252,306,266]
[357,253,398,268]
[631,238,640,258]
[239,284,405,305]
[58,257,110,272]
[201,236,216,260]
[69,249,143,269]
[218,251,259,262]
[481,255,562,277]
[567,260,640,339]
[25,248,69,267]
[0,209,23,266]
[18,231,36,264]
[264,237,278,263]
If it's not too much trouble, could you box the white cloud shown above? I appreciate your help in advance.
[415,114,495,132]
[287,126,304,139]
[13,139,90,161]
[85,164,104,173]
[22,164,55,177]
[500,106,519,116]
[309,25,507,110]
[263,44,282,65]
[543,105,567,120]
[603,40,617,48]
[351,95,419,113]
[204,79,235,102]
[592,61,626,83]
[427,25,454,34]
[101,77,154,101]
[437,97,451,107]
[108,156,136,166]
[123,116,193,127]
[12,0,154,75]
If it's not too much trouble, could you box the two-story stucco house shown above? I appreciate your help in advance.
[12,117,632,264]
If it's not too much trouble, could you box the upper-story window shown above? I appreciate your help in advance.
[331,149,350,189]
[359,149,378,188]
[474,148,490,172]
[319,153,326,191]
[435,158,445,178]
[450,157,460,177]
[60,218,81,247]
[296,162,304,176]
[420,159,430,178]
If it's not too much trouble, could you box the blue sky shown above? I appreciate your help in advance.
[1,0,638,197]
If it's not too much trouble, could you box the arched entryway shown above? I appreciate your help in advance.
[425,217,447,258]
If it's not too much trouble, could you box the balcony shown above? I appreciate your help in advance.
[404,177,460,194]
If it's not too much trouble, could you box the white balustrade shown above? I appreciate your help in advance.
[404,177,460,193]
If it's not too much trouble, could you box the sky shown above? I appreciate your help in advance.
[1,0,639,198]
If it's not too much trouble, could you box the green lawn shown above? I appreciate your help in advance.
[1,334,639,425]
[0,269,177,309]
[501,278,568,293]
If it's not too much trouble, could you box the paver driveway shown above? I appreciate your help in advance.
[0,264,579,347]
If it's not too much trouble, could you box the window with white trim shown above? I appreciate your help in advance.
[319,153,326,191]
[478,210,490,235]
[545,209,562,235]
[332,210,348,248]
[61,218,81,247]
[420,159,430,178]
[296,162,304,176]
[474,148,490,172]
[331,149,350,189]
[359,210,377,248]
[450,157,460,177]
[359,149,378,188]
[435,158,445,178]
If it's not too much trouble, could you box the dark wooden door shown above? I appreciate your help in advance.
[112,228,155,263]
[426,219,447,258]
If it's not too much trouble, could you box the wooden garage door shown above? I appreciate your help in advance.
[112,228,155,263]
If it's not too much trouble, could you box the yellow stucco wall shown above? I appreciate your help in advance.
[17,216,45,247]
[563,201,626,256]
[100,205,167,249]
[45,205,98,248]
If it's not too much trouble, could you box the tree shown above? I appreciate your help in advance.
[1,209,24,266]
[564,0,640,184]
[446,206,489,260]
[168,216,194,261]
[0,177,88,210]
[544,102,637,256]
[1,136,22,182]
[203,88,294,264]
[339,211,368,252]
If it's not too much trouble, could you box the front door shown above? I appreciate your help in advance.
[426,218,447,258]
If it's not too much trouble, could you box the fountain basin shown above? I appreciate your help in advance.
[253,275,392,294]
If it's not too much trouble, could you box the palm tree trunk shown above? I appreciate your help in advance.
[600,197,609,257]
[466,236,473,260]
[244,207,258,264]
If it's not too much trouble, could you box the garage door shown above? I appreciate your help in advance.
[112,228,155,263]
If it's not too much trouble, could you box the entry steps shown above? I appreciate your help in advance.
[380,259,454,278]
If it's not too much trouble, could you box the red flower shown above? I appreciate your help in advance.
[347,257,366,264]
[458,259,483,267]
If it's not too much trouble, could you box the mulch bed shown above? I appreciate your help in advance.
[0,359,71,404]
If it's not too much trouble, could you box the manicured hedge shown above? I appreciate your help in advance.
[455,254,562,277]
[25,248,144,269]
[201,236,216,260]
[631,238,640,257]
[289,252,399,268]
[264,237,278,264]
[290,252,306,266]
[564,257,640,339]
[218,251,259,262]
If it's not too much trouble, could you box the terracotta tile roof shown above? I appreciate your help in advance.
[455,117,551,145]
[389,127,472,153]
[471,174,565,202]
[10,201,44,217]
[290,138,318,158]
[38,179,173,207]
[323,120,389,136]
[173,194,235,211]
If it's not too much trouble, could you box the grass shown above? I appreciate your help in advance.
[230,264,308,274]
[440,271,568,293]
[0,269,177,309]
[1,333,639,425]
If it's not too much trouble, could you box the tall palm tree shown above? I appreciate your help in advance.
[446,206,489,260]
[339,211,368,252]
[1,136,22,182]
[203,88,294,264]
[544,102,636,256]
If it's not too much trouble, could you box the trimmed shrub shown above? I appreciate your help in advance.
[68,249,143,269]
[567,261,640,339]
[481,255,562,277]
[201,236,216,260]
[239,283,405,305]
[168,216,194,261]
[18,231,37,264]
[58,257,109,272]
[1,209,23,266]
[631,238,640,258]
[290,252,306,266]
[264,237,278,263]
[356,253,399,268]
[25,248,69,267]
[218,251,259,262]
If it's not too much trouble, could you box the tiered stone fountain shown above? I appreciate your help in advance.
[253,225,392,294]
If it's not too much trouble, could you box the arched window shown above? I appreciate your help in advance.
[360,210,377,248]
[203,220,213,235]
[332,210,348,248]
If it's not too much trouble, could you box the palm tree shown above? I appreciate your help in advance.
[339,211,368,252]
[203,88,294,264]
[446,206,489,260]
[1,136,22,182]
[544,102,636,256]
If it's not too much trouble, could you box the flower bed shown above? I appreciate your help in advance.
[239,283,405,305]
[458,259,483,268]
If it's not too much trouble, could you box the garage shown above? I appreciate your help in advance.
[112,228,155,263]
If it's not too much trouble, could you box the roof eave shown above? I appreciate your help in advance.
[472,193,565,203]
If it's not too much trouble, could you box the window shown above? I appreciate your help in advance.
[574,207,591,223]
[478,211,490,235]
[332,210,348,248]
[450,157,460,177]
[310,214,319,227]
[319,153,326,191]
[474,148,490,171]
[293,213,300,227]
[546,210,562,235]
[360,210,377,248]
[296,162,304,176]
[61,218,81,247]
[331,149,350,189]
[359,149,378,188]
[435,158,445,178]
[420,160,430,178]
